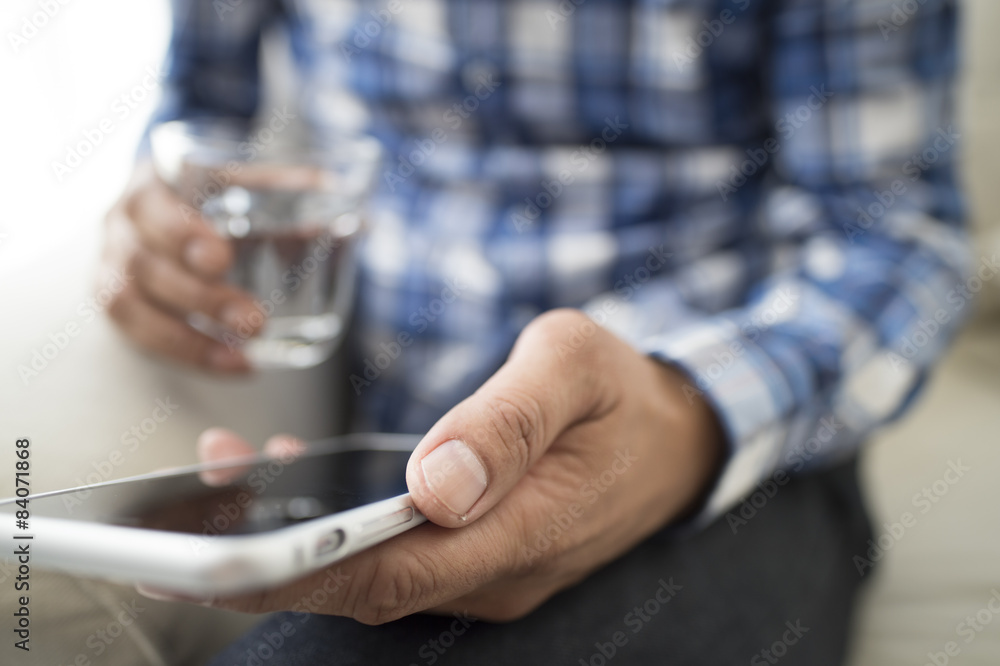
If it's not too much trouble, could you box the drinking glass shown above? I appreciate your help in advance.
[151,118,381,369]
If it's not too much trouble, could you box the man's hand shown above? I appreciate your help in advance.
[100,163,260,372]
[150,309,724,623]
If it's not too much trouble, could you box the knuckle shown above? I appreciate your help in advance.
[481,390,544,472]
[520,307,608,369]
[165,329,211,365]
[194,285,229,318]
[351,553,437,625]
[122,189,144,226]
[523,309,616,390]
[524,308,591,345]
[104,286,134,324]
[121,250,146,287]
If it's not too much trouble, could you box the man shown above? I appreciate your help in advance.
[101,0,967,663]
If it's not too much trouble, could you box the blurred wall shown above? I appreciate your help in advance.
[961,0,1000,316]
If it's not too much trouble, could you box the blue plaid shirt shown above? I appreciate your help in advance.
[153,0,970,523]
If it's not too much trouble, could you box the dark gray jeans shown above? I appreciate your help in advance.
[210,457,872,666]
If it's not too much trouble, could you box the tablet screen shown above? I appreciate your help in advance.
[0,438,414,536]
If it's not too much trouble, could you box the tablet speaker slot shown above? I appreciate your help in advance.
[315,528,346,558]
[360,507,414,537]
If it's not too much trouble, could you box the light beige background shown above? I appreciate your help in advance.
[846,1,1000,663]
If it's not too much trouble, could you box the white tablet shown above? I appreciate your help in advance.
[0,433,425,596]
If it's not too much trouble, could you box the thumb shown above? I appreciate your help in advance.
[406,310,609,528]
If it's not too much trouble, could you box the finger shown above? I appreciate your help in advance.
[196,428,257,485]
[263,434,308,459]
[131,247,264,336]
[136,585,213,605]
[406,309,614,527]
[190,517,511,622]
[105,214,264,338]
[136,462,564,621]
[125,173,232,279]
[230,163,329,191]
[197,428,255,463]
[107,285,250,373]
[188,468,574,622]
[197,431,307,488]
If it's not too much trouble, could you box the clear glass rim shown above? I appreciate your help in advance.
[150,117,382,167]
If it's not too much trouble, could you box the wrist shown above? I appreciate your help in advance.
[649,359,727,520]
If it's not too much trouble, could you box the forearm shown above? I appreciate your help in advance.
[594,0,969,525]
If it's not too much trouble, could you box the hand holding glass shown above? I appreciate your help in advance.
[151,119,380,369]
